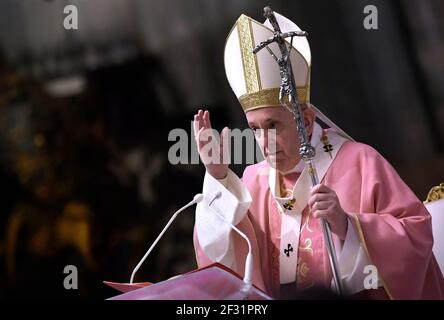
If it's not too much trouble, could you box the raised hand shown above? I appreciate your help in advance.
[193,109,230,180]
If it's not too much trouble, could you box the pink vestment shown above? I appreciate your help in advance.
[194,141,444,299]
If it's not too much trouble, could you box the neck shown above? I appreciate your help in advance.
[279,160,304,175]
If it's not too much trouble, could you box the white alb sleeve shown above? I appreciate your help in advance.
[332,217,382,294]
[195,169,252,269]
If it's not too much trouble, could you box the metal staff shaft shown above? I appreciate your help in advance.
[253,6,343,295]
[306,160,344,296]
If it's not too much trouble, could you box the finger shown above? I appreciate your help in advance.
[198,109,205,130]
[308,193,331,208]
[312,209,330,219]
[196,113,206,136]
[193,114,199,138]
[201,111,209,131]
[201,110,206,127]
[194,110,202,132]
[310,183,331,195]
[204,110,212,129]
[197,127,207,150]
[310,184,323,195]
[199,110,205,127]
[311,200,332,211]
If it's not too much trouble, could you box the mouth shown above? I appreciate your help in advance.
[267,150,283,157]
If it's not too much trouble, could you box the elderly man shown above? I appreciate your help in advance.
[192,12,444,299]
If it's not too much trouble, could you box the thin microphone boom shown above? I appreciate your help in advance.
[207,192,254,297]
[129,194,204,284]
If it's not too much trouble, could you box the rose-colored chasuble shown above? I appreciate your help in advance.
[276,171,331,297]
[194,128,444,299]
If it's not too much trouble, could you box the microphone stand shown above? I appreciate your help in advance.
[207,192,253,299]
[129,194,204,284]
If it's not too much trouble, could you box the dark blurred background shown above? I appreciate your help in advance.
[0,0,443,299]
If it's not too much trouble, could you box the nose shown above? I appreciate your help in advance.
[254,128,278,157]
[256,129,269,156]
[263,131,269,153]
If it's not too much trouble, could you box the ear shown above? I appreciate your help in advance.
[303,105,316,135]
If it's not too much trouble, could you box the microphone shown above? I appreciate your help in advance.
[206,191,254,298]
[129,193,204,284]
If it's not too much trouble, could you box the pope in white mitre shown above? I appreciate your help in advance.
[192,12,444,299]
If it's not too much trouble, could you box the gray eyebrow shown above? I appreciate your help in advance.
[249,118,278,127]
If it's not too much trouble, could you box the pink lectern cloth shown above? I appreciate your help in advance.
[107,263,272,300]
[103,281,152,293]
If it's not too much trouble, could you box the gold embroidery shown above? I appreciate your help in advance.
[297,257,310,278]
[277,172,284,197]
[298,238,314,256]
[425,183,444,203]
[283,189,293,198]
[278,173,293,198]
[282,198,296,212]
[237,15,261,94]
[321,134,333,159]
[239,87,309,112]
[230,15,311,113]
[307,165,317,177]
[301,210,314,233]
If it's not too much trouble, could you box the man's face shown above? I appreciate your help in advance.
[246,105,315,172]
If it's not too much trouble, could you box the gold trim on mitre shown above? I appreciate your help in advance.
[237,15,262,94]
[231,14,311,113]
[239,87,309,112]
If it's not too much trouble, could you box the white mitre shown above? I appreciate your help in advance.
[224,12,310,111]
[224,12,353,141]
